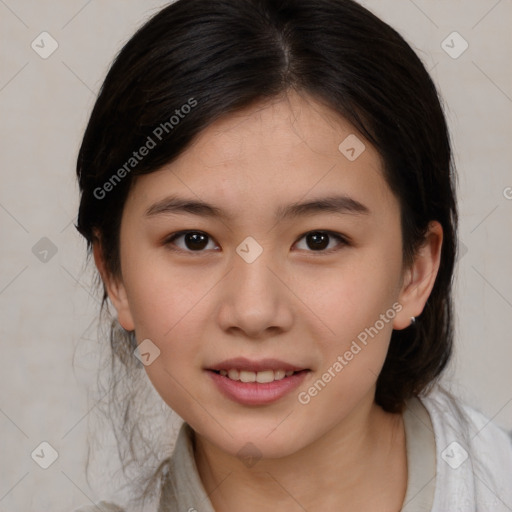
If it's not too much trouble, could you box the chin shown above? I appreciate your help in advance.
[194,418,311,461]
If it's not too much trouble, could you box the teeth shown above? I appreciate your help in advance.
[274,369,285,380]
[256,370,274,383]
[239,370,256,382]
[217,369,297,382]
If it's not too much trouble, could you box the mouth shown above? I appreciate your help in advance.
[205,357,311,405]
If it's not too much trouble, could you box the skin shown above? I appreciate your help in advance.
[94,91,442,511]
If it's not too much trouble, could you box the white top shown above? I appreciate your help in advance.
[73,384,512,511]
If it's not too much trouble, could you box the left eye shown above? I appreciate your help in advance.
[294,231,348,252]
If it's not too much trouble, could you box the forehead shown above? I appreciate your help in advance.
[189,92,377,172]
[127,92,396,219]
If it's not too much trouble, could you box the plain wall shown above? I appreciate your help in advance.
[1,0,511,510]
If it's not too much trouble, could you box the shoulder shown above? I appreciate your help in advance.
[421,383,512,453]
[72,502,125,512]
[419,383,512,510]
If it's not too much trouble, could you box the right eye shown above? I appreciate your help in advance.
[163,231,220,253]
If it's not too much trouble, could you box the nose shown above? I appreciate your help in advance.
[215,245,294,339]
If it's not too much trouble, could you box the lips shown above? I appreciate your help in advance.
[205,357,310,403]
[206,359,310,405]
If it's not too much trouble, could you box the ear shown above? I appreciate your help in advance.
[393,221,443,330]
[92,232,135,332]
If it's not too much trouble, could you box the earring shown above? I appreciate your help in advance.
[410,316,416,326]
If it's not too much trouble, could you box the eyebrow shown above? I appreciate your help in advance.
[144,194,370,221]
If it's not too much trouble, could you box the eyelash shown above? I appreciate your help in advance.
[162,230,350,255]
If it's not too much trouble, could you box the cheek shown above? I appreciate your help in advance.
[300,254,402,340]
[296,250,403,408]
[121,248,211,336]
[133,299,209,418]
[294,266,400,428]
[120,254,211,403]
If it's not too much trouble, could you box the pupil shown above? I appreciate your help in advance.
[307,232,329,250]
[186,232,208,250]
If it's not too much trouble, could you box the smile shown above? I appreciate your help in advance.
[206,368,310,406]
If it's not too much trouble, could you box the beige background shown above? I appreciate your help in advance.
[1,0,511,510]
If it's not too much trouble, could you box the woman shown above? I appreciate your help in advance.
[73,0,512,510]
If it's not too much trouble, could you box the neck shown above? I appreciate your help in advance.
[193,392,407,512]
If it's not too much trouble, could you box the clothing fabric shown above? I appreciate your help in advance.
[401,394,436,511]
[73,384,512,512]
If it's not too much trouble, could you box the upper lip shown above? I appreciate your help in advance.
[207,357,308,372]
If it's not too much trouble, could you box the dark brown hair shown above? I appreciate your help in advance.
[75,0,458,503]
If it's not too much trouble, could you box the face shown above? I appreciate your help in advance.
[100,91,435,460]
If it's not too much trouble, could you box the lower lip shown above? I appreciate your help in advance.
[207,370,310,405]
